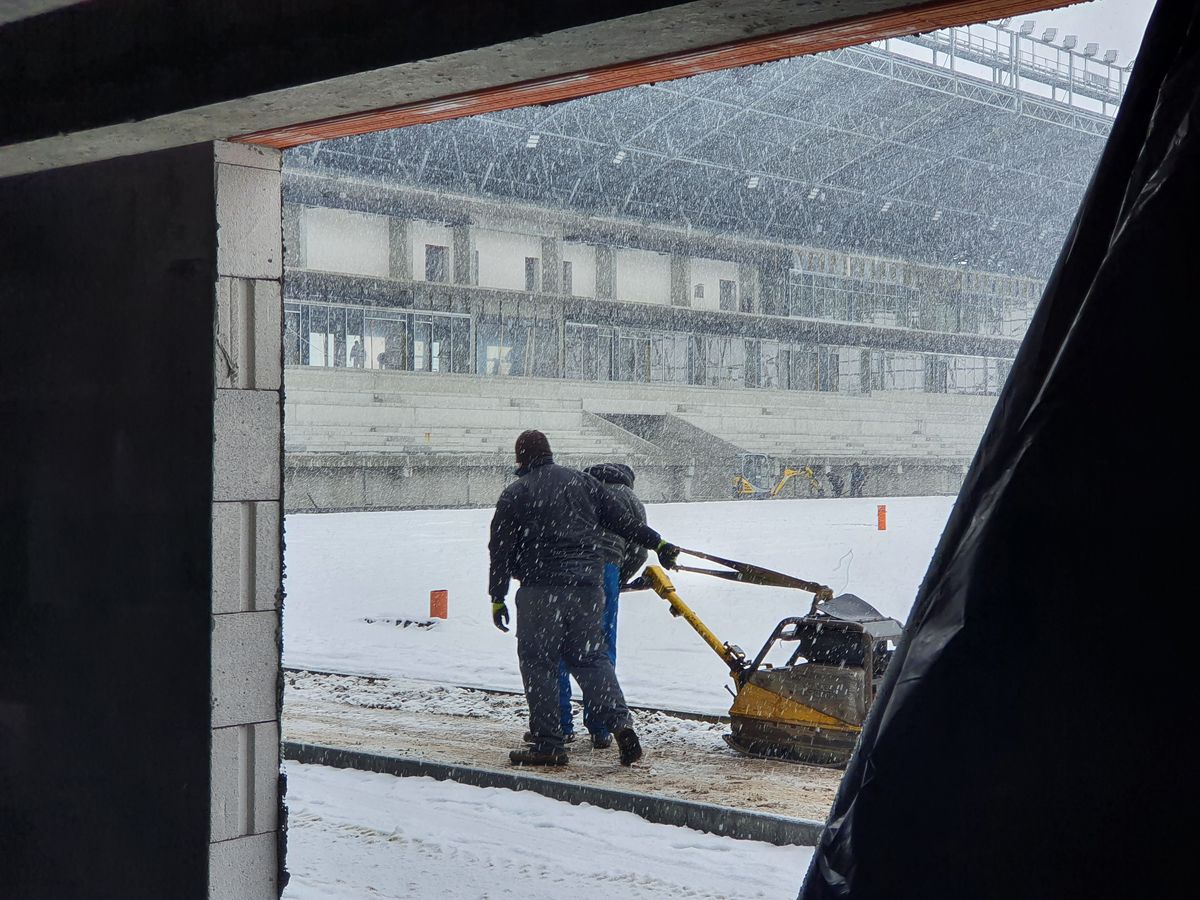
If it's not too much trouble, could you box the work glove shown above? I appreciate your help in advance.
[491,599,510,633]
[656,540,681,570]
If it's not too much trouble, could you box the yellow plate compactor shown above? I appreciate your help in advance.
[641,552,903,768]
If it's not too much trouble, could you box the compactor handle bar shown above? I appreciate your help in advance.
[674,547,834,609]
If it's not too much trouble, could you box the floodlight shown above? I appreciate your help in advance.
[1102,48,1119,64]
[525,133,541,148]
[881,200,893,213]
[1061,35,1077,51]
[993,17,1011,28]
[932,209,943,221]
[747,175,760,189]
[612,150,627,165]
[807,187,820,200]
[1040,28,1057,43]
[1083,42,1099,57]
[1019,20,1035,35]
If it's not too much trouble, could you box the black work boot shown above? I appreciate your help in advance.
[590,732,613,750]
[615,726,642,766]
[510,745,568,766]
[524,731,575,744]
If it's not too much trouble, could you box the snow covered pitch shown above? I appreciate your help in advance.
[283,763,814,899]
[284,496,952,714]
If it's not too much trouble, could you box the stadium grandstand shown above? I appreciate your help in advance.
[280,20,1126,511]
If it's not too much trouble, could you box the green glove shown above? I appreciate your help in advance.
[656,540,681,570]
[491,599,510,633]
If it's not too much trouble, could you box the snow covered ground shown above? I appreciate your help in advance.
[283,496,953,714]
[284,763,814,900]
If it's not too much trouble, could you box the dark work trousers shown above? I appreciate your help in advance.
[516,582,632,750]
[558,562,620,736]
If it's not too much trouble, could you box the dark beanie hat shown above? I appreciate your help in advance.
[514,430,552,466]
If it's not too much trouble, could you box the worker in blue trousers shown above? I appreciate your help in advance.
[555,463,648,750]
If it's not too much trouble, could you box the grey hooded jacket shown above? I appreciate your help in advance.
[585,463,649,585]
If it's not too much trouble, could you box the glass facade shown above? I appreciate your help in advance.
[786,269,1034,337]
[284,300,1010,396]
[285,301,470,373]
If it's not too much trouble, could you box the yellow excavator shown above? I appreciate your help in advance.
[732,466,824,498]
[637,550,902,767]
[732,453,824,499]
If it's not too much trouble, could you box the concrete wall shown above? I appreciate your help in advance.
[209,141,285,900]
[690,257,740,311]
[0,144,208,896]
[614,247,672,305]
[0,141,281,899]
[474,228,544,291]
[281,367,987,510]
[302,206,389,277]
[562,242,597,297]
[410,219,455,282]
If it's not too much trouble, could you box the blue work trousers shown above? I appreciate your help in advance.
[559,562,619,736]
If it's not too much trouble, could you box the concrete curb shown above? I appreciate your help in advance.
[284,741,824,847]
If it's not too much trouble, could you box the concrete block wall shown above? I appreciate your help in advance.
[210,141,284,900]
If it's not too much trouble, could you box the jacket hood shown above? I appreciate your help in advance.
[515,453,554,477]
[585,462,634,487]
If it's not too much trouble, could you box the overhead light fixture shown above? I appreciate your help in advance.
[612,149,627,165]
[746,175,760,189]
[525,133,541,148]
[807,187,820,200]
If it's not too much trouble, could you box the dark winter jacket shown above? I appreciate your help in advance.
[584,463,648,585]
[488,456,661,601]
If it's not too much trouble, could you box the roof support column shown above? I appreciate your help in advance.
[595,243,615,300]
[389,217,412,281]
[452,223,473,285]
[670,253,691,306]
[541,236,562,294]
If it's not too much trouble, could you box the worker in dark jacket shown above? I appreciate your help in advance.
[554,463,647,749]
[489,431,680,766]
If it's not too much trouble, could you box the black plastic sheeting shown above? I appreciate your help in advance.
[799,2,1194,897]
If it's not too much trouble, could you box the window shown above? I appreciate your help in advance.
[693,284,704,300]
[565,322,598,380]
[745,340,761,387]
[685,335,746,387]
[477,314,558,377]
[650,333,688,384]
[425,244,449,283]
[720,279,737,311]
[284,305,302,366]
[525,257,541,292]
[286,300,468,374]
[562,260,573,296]
[818,347,839,392]
[924,355,949,393]
[619,332,651,382]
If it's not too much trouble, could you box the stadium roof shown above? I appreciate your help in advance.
[288,29,1120,278]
